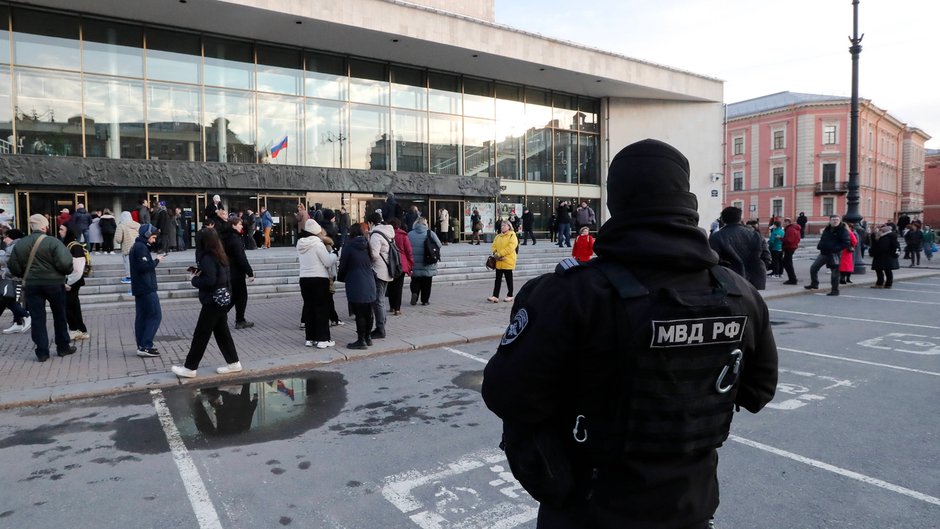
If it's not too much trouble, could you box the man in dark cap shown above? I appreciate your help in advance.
[708,206,771,290]
[482,139,778,529]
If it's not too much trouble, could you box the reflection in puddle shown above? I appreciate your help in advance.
[452,370,483,393]
[164,371,348,448]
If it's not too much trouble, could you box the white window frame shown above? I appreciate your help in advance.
[771,198,783,218]
[823,123,838,145]
[822,197,835,217]
[732,200,744,211]
[772,166,784,187]
[732,170,744,191]
[772,128,786,150]
[821,162,838,184]
[732,135,745,156]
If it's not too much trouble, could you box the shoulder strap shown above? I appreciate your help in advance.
[589,259,648,299]
[21,234,47,285]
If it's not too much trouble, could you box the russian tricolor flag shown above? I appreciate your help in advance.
[271,136,288,158]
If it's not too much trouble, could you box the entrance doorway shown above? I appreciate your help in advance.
[148,192,207,250]
[260,195,304,247]
[430,199,463,243]
[16,190,87,233]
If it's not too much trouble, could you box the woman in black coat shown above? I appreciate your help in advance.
[221,218,255,329]
[172,228,242,378]
[337,222,377,350]
[869,225,900,289]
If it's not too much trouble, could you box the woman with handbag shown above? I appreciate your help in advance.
[488,220,518,303]
[0,229,30,334]
[171,228,242,378]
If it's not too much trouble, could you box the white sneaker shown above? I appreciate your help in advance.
[20,317,30,333]
[171,365,197,378]
[216,361,242,374]
[69,330,81,339]
[73,332,90,340]
[2,323,22,334]
[305,340,314,347]
[315,340,335,349]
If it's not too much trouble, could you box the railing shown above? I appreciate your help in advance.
[0,138,11,154]
[814,181,849,194]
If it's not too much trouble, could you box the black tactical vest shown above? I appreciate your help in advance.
[586,260,747,457]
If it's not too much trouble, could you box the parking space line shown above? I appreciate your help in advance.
[869,287,940,294]
[730,435,940,507]
[770,309,940,330]
[151,389,224,529]
[779,347,940,377]
[444,347,488,365]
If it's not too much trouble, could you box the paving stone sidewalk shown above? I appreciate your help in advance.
[0,253,937,409]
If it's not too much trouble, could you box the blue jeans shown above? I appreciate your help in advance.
[24,284,70,359]
[557,223,571,247]
[809,253,840,291]
[372,279,388,331]
[134,291,162,349]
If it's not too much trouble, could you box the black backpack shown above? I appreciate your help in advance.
[423,232,441,265]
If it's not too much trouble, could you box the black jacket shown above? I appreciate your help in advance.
[521,211,534,230]
[817,223,852,255]
[870,232,900,271]
[483,213,778,529]
[708,223,770,290]
[192,253,230,305]
[556,204,572,224]
[221,228,253,279]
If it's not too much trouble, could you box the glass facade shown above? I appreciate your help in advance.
[0,7,601,188]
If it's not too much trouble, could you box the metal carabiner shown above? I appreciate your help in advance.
[572,414,588,443]
[715,349,743,394]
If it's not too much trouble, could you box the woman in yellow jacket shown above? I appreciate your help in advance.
[488,220,519,303]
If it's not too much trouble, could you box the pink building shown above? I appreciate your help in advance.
[724,92,931,235]
[924,150,940,227]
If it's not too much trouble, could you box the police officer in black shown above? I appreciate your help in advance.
[482,139,778,529]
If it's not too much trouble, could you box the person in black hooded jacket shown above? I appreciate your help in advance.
[482,139,778,529]
[221,218,255,329]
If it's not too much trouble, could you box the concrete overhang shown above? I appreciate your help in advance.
[13,0,723,103]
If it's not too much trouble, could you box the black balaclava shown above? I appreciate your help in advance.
[594,139,719,270]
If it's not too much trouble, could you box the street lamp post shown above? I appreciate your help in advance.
[845,0,866,273]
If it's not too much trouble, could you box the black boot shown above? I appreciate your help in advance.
[347,332,368,350]
[410,292,419,306]
[370,327,386,340]
[364,332,373,346]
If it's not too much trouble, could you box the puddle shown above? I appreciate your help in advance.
[160,371,348,449]
[451,370,483,393]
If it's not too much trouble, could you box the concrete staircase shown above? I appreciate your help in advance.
[78,241,575,306]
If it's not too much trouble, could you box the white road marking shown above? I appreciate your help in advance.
[770,309,940,330]
[830,294,940,305]
[858,333,940,355]
[765,369,854,411]
[151,389,224,529]
[730,435,940,507]
[870,287,940,294]
[779,347,940,377]
[444,347,488,365]
[382,449,537,529]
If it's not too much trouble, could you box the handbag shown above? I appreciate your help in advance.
[212,286,232,306]
[0,278,20,300]
[485,255,497,270]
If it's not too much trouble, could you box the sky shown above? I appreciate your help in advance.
[495,0,940,149]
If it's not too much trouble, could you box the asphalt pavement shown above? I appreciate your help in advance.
[0,248,937,409]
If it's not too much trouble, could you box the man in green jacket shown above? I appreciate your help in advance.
[8,214,75,362]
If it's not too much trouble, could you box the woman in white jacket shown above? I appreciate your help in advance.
[297,219,337,349]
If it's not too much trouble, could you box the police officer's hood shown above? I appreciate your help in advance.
[594,139,719,271]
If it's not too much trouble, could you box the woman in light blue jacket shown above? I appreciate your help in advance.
[407,218,442,305]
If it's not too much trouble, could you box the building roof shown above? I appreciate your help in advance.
[726,91,850,119]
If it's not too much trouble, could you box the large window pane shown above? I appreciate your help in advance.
[12,9,80,70]
[84,76,145,159]
[463,78,493,119]
[390,66,426,110]
[305,52,346,101]
[147,82,202,161]
[256,45,302,95]
[257,94,303,166]
[14,69,83,156]
[392,108,427,173]
[428,72,460,114]
[204,37,253,90]
[495,86,524,181]
[464,117,495,178]
[82,19,143,78]
[205,88,256,163]
[146,29,200,85]
[578,134,600,185]
[526,195,554,233]
[349,59,387,106]
[553,131,576,184]
[0,7,10,65]
[305,99,346,168]
[429,113,461,175]
[579,98,600,133]
[553,93,579,131]
[349,103,389,170]
[0,67,12,153]
[526,129,551,182]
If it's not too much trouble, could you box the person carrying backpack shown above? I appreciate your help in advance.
[61,225,90,341]
[387,217,414,316]
[407,217,442,306]
[367,212,396,339]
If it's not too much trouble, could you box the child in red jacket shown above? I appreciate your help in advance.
[572,226,595,263]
